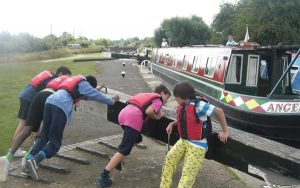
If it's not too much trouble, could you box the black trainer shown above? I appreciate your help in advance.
[20,166,30,177]
[115,161,124,171]
[25,159,39,181]
[96,172,112,187]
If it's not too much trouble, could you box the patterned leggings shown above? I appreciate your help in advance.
[160,139,206,188]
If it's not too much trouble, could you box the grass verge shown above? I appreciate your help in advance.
[0,56,101,155]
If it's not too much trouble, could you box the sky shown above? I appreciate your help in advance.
[0,0,237,40]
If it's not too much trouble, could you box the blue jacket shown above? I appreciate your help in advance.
[46,80,114,123]
[19,85,37,102]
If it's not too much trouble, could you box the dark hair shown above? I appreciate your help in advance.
[55,66,72,76]
[86,75,98,88]
[173,81,195,99]
[154,84,171,96]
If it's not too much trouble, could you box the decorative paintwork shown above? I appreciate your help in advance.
[220,91,300,113]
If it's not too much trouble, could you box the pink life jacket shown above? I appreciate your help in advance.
[127,93,162,118]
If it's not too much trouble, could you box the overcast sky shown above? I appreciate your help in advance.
[0,0,237,40]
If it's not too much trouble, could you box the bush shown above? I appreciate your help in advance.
[70,46,105,54]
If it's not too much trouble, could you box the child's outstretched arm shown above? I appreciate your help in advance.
[78,81,119,105]
[166,121,177,134]
[214,108,228,144]
[145,106,165,120]
[111,95,119,103]
[96,83,106,91]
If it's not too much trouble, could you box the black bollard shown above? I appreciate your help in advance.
[122,62,125,67]
[121,71,125,78]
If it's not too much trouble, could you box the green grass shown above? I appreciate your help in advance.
[0,56,101,155]
[0,48,72,64]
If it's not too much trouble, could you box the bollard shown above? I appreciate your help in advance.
[121,71,125,78]
[122,62,125,67]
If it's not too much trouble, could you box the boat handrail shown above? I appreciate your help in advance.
[260,44,300,50]
[140,60,152,74]
[265,94,300,100]
[190,44,225,47]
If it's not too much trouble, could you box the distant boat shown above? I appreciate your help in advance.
[150,43,300,141]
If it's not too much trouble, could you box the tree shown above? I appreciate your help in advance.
[43,34,62,49]
[211,0,300,45]
[238,0,300,45]
[0,32,13,53]
[141,37,155,48]
[154,28,166,47]
[210,3,237,44]
[95,38,113,47]
[0,32,47,53]
[75,36,90,48]
[154,15,211,47]
[112,37,147,48]
[60,32,75,46]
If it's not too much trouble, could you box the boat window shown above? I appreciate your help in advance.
[204,57,217,78]
[163,54,170,65]
[166,54,173,66]
[158,52,164,64]
[204,57,210,75]
[176,54,183,68]
[260,60,268,80]
[282,57,289,87]
[226,55,243,84]
[291,66,298,80]
[291,55,300,79]
[246,55,259,86]
[173,54,178,67]
[182,55,189,70]
[169,55,174,65]
[191,56,201,73]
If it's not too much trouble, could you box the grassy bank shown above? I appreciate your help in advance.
[0,48,72,64]
[0,55,102,155]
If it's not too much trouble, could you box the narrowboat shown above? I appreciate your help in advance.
[149,43,300,141]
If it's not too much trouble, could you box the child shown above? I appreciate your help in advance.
[96,84,171,187]
[5,75,70,164]
[25,75,119,181]
[12,66,72,156]
[226,35,237,47]
[160,81,228,188]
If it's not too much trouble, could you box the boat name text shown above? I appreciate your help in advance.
[266,102,300,113]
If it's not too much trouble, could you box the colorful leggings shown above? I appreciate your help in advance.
[160,139,206,188]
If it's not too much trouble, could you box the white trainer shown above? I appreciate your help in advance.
[21,157,26,167]
[14,149,27,157]
[0,156,10,181]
